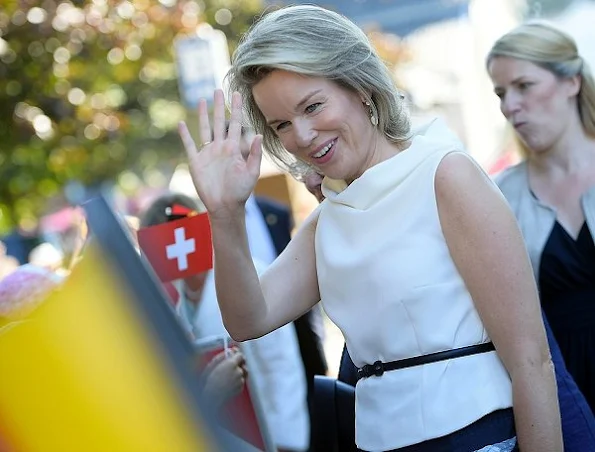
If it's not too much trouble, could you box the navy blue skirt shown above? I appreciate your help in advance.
[359,408,517,452]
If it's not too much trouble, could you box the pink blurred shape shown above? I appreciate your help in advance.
[0,264,63,320]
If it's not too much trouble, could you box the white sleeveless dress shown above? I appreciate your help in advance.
[316,119,513,451]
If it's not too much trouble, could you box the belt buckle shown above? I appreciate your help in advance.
[358,360,384,380]
[372,360,384,377]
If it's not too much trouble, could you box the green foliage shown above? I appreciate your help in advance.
[0,0,262,233]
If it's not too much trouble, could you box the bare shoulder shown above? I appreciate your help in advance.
[434,151,523,258]
[434,151,534,301]
[434,151,505,214]
[435,151,491,192]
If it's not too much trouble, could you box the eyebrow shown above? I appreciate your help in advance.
[494,76,528,91]
[266,89,322,126]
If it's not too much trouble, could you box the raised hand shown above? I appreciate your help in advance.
[178,90,263,221]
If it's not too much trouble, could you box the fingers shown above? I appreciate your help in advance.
[227,92,243,144]
[231,357,247,392]
[197,98,211,145]
[195,90,245,145]
[228,369,245,397]
[202,350,227,375]
[303,170,325,202]
[220,349,246,381]
[239,362,248,380]
[229,351,245,368]
[200,349,248,404]
[212,89,226,142]
[178,121,197,158]
[247,134,263,175]
[304,171,324,191]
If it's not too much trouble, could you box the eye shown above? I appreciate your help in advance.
[518,81,532,91]
[275,121,290,131]
[494,90,504,99]
[305,102,322,114]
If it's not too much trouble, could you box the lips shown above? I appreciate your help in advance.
[309,138,337,165]
[309,138,336,158]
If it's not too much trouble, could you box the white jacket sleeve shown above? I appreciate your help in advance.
[242,260,310,451]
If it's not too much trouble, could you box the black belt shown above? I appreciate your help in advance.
[357,342,495,381]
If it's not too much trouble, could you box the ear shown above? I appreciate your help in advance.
[565,74,581,98]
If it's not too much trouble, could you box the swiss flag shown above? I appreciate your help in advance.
[137,213,213,282]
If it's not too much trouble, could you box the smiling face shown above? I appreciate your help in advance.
[252,70,377,182]
[488,56,580,154]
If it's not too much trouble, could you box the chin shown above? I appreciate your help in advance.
[516,134,544,155]
[523,140,551,156]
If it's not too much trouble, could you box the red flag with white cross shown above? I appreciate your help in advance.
[137,212,213,282]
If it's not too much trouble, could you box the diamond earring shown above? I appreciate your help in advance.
[365,101,378,126]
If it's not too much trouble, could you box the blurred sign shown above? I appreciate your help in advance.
[175,28,231,109]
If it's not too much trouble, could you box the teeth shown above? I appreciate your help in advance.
[313,140,334,158]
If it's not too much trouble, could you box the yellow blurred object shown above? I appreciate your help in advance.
[0,246,215,452]
[323,177,349,193]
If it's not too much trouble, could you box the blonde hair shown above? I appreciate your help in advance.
[226,4,410,178]
[487,21,595,156]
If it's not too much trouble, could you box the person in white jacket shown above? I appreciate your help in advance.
[139,192,310,452]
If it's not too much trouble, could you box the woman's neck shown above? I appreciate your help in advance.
[529,121,595,175]
[347,135,409,185]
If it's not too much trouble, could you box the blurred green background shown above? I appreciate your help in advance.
[0,0,262,235]
[1,0,572,239]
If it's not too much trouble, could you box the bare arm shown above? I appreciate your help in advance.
[179,90,320,342]
[211,206,321,341]
[435,152,562,451]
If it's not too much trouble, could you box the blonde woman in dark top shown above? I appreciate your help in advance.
[488,21,595,450]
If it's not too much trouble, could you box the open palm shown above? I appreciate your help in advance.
[178,90,262,220]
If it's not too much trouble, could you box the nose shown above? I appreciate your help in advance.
[293,118,317,148]
[500,91,521,120]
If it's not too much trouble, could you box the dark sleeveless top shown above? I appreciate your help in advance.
[539,221,595,414]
